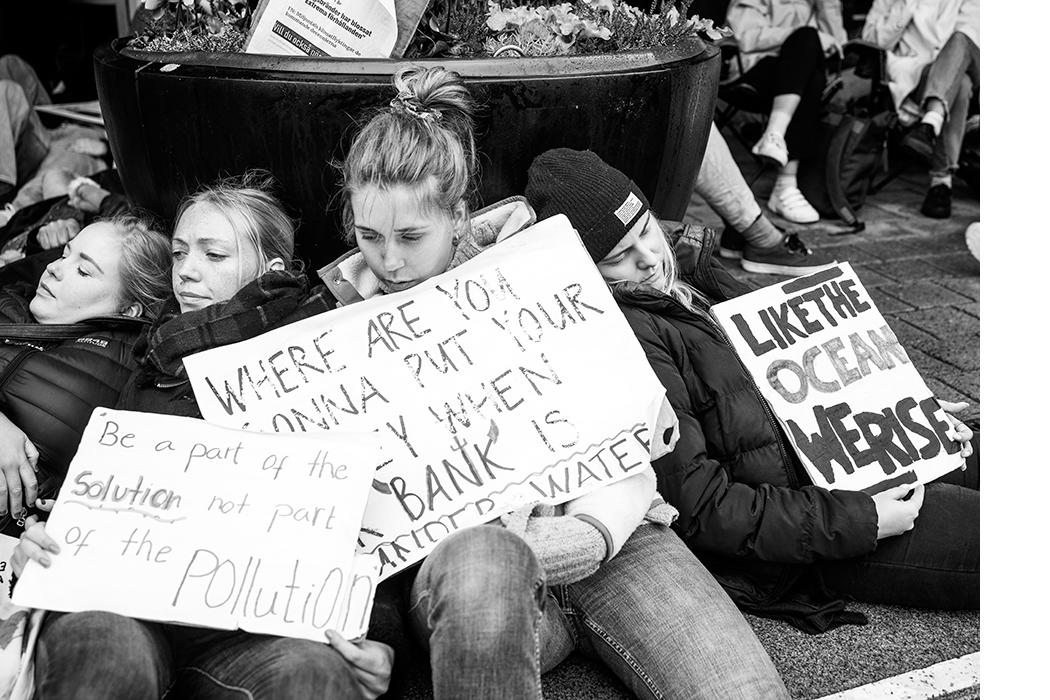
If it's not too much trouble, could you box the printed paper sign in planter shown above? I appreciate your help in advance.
[185,216,670,579]
[13,409,382,642]
[245,0,400,58]
[710,263,965,494]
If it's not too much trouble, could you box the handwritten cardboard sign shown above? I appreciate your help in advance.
[244,0,409,58]
[711,263,964,494]
[13,409,381,642]
[185,216,669,579]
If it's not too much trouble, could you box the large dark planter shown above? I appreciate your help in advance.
[94,38,720,270]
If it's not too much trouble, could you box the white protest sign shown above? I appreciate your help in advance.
[185,216,669,579]
[245,0,398,58]
[711,263,964,494]
[13,409,381,642]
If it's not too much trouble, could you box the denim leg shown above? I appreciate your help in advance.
[923,32,979,177]
[565,523,789,700]
[409,525,546,700]
[695,128,763,232]
[0,80,50,192]
[169,630,365,700]
[35,611,172,700]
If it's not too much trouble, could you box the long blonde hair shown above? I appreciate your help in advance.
[653,227,711,312]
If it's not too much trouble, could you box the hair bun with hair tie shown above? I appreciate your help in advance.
[391,92,441,123]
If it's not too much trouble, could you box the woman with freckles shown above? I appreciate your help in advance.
[320,64,790,700]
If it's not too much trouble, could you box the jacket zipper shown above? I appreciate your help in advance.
[625,289,803,604]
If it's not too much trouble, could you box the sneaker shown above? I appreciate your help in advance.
[718,224,746,259]
[768,186,820,224]
[965,222,980,262]
[751,131,788,167]
[741,233,838,277]
[920,184,952,219]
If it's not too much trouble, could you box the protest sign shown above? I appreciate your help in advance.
[185,216,670,579]
[13,409,381,643]
[711,263,964,494]
[244,0,412,58]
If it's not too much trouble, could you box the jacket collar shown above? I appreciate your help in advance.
[318,196,536,305]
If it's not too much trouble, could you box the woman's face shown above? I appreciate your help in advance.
[30,221,128,324]
[595,212,666,289]
[351,183,464,294]
[172,202,263,313]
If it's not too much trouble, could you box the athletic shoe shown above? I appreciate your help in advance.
[741,233,838,277]
[965,222,980,262]
[751,131,788,167]
[718,224,745,259]
[920,184,952,219]
[768,186,820,224]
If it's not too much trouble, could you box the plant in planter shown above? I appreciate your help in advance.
[96,0,725,268]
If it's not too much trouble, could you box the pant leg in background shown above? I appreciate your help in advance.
[408,526,545,700]
[0,80,49,195]
[695,128,764,232]
[0,55,52,107]
[558,523,790,700]
[821,436,980,609]
[741,26,828,161]
[919,32,980,179]
[34,610,172,700]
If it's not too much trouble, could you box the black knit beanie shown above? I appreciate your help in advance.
[525,148,650,262]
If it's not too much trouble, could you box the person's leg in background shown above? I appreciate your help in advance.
[917,32,980,219]
[0,79,50,209]
[0,55,52,108]
[408,526,545,700]
[699,127,837,276]
[35,611,172,700]
[560,523,790,700]
[744,26,827,224]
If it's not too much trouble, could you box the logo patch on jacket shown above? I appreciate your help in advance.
[76,337,109,348]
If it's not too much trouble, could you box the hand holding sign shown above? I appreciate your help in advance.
[13,409,384,643]
[711,263,966,495]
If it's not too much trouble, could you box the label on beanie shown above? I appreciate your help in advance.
[614,192,643,227]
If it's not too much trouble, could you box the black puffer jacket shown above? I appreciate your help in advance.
[614,223,878,632]
[0,282,146,496]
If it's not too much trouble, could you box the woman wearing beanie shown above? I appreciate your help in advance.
[525,148,979,634]
[325,66,790,699]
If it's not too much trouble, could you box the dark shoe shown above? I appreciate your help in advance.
[901,123,936,161]
[718,224,746,259]
[921,184,952,219]
[741,233,838,277]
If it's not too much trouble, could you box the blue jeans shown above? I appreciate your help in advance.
[35,611,367,699]
[822,433,980,609]
[409,524,789,700]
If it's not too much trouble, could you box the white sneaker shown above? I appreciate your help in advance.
[751,132,788,167]
[768,186,819,224]
[965,221,980,262]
